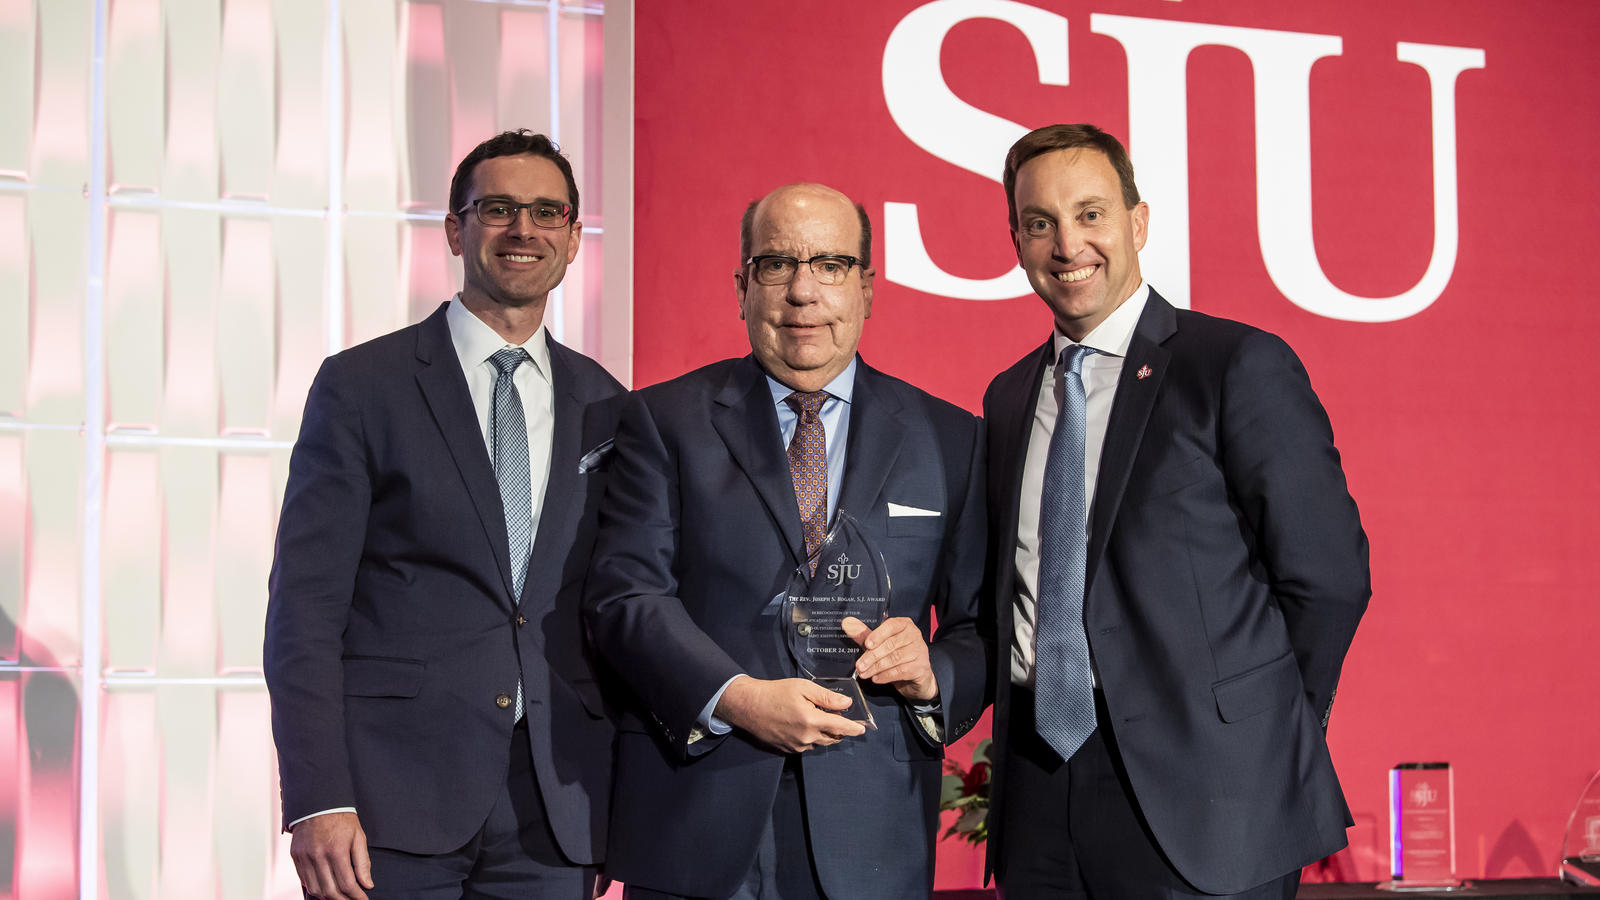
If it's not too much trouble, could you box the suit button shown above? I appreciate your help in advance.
[516,615,527,626]
[495,693,511,709]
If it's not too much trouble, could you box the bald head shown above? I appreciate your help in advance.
[741,183,873,268]
[734,182,876,393]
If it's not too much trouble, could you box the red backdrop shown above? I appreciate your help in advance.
[632,0,1600,885]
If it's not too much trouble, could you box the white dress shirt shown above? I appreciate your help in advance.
[446,296,555,541]
[1011,283,1150,687]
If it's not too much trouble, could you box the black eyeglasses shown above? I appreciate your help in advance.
[745,254,861,286]
[459,198,574,229]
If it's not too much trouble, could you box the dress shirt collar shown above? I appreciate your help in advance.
[763,356,858,408]
[446,294,551,382]
[1051,281,1149,361]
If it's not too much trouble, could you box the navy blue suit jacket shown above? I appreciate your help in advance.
[584,356,990,900]
[983,290,1369,894]
[264,301,623,862]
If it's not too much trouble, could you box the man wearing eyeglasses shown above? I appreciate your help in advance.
[266,130,623,899]
[584,183,990,900]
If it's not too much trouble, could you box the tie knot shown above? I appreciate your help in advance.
[786,390,828,420]
[1058,344,1095,376]
[490,347,530,377]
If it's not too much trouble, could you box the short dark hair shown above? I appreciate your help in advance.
[739,197,873,268]
[1003,123,1139,229]
[448,129,580,220]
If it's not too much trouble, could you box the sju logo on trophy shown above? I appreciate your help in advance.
[1411,782,1439,807]
[827,554,862,588]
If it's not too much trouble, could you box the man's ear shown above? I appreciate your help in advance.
[565,219,583,262]
[445,213,464,257]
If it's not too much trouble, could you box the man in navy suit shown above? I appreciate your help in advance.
[583,183,989,900]
[984,124,1370,898]
[265,130,623,900]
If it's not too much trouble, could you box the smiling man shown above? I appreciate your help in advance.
[583,183,990,900]
[265,130,623,899]
[983,123,1370,899]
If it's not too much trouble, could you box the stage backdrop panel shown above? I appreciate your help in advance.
[0,1,624,897]
[632,0,1600,885]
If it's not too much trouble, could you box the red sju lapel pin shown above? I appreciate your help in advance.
[1136,364,1153,380]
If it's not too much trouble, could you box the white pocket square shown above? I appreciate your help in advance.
[887,502,941,518]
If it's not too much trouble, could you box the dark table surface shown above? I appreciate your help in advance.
[1298,880,1600,898]
[934,880,1600,899]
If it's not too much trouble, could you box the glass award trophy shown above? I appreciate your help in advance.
[1378,762,1463,891]
[780,510,890,730]
[1559,769,1600,886]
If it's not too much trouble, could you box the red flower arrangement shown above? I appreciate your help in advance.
[939,738,992,845]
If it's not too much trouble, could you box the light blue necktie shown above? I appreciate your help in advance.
[490,347,532,721]
[1034,344,1097,761]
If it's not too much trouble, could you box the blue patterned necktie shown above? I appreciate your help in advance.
[786,391,829,573]
[490,347,532,720]
[1034,344,1097,761]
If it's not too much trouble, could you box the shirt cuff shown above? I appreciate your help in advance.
[287,807,357,830]
[911,697,943,743]
[693,673,746,742]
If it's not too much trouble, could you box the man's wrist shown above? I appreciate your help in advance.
[713,674,756,728]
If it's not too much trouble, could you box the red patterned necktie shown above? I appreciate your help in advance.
[785,391,829,572]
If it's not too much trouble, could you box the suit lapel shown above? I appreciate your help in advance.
[711,357,808,568]
[1085,292,1176,590]
[413,304,517,604]
[524,335,584,608]
[988,341,1052,621]
[836,362,906,526]
[995,340,1053,531]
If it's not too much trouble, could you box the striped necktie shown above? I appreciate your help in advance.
[490,347,531,720]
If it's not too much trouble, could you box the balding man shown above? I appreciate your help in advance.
[584,183,990,900]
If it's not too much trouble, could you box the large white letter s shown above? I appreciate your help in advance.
[881,0,1068,300]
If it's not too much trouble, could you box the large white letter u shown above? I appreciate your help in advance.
[1255,42,1486,323]
[1094,16,1484,322]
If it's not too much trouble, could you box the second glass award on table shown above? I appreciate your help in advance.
[781,510,889,730]
[1560,769,1600,886]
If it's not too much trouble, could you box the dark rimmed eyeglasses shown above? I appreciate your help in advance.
[745,254,861,286]
[459,198,574,229]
